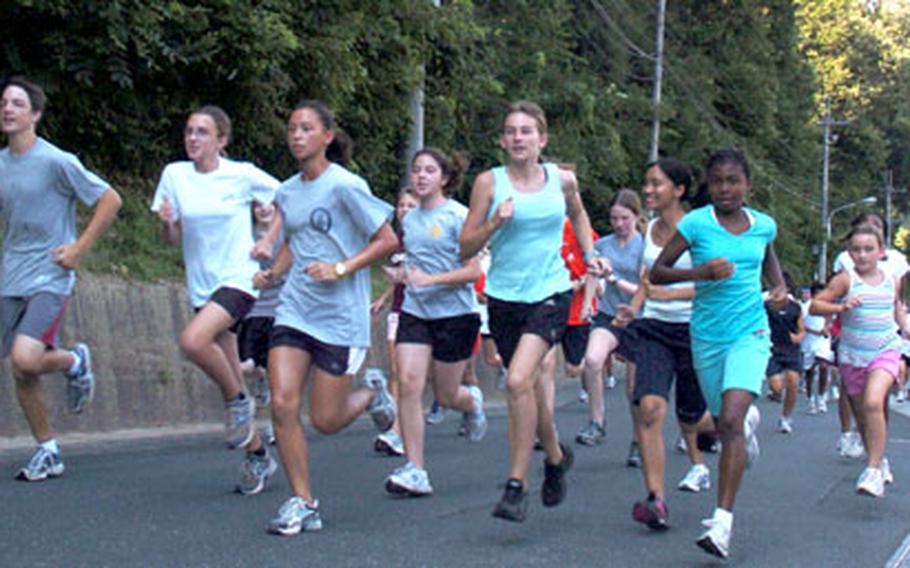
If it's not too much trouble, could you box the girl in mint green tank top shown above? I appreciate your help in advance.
[459,100,607,522]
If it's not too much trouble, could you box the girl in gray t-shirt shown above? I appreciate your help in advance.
[382,148,486,497]
[254,100,399,536]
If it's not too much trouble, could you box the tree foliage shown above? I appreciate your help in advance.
[3,0,891,285]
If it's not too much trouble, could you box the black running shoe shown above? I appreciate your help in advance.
[492,478,528,522]
[541,443,574,507]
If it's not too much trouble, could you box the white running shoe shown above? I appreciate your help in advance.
[807,395,818,415]
[268,497,322,535]
[374,430,405,456]
[818,397,828,414]
[830,384,840,401]
[882,457,894,485]
[385,462,433,496]
[678,463,711,492]
[744,405,760,467]
[697,515,731,559]
[578,388,589,404]
[605,374,617,389]
[897,389,907,403]
[675,435,688,453]
[856,467,884,497]
[464,386,487,442]
[777,416,793,434]
[365,368,397,432]
[842,432,865,459]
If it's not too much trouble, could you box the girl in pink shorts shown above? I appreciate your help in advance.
[811,223,909,498]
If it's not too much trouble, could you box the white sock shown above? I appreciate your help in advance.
[68,350,83,375]
[41,439,60,455]
[713,507,733,529]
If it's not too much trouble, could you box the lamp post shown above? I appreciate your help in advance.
[818,196,878,282]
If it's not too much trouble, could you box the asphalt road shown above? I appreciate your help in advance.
[3,381,910,568]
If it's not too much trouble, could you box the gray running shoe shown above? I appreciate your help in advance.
[254,374,271,407]
[678,463,711,492]
[365,368,396,432]
[385,462,433,496]
[496,367,507,390]
[65,343,94,414]
[225,394,256,449]
[464,386,487,442]
[268,497,323,536]
[744,404,760,467]
[16,447,64,482]
[237,448,278,495]
[262,423,276,446]
[374,430,405,456]
[425,400,446,425]
[575,420,606,446]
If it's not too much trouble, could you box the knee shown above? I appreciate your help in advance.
[178,329,204,360]
[397,372,423,400]
[11,348,42,377]
[637,397,666,427]
[506,371,534,396]
[715,411,745,440]
[309,409,342,435]
[271,390,300,426]
[583,353,604,374]
[863,398,884,418]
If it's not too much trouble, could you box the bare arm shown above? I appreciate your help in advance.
[460,171,510,260]
[407,256,483,288]
[790,310,806,345]
[761,244,787,306]
[251,210,283,260]
[306,222,399,282]
[562,169,610,276]
[371,285,394,315]
[52,188,122,269]
[809,272,852,315]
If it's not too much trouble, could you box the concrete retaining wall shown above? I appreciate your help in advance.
[0,275,505,440]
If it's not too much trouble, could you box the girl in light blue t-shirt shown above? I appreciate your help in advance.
[650,148,786,560]
[253,100,399,537]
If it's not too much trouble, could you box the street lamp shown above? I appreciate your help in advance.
[818,195,878,282]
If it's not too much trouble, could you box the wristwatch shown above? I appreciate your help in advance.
[334,261,348,278]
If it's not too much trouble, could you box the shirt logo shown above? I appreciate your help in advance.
[310,208,333,233]
[430,224,443,238]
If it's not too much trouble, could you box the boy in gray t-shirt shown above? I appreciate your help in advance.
[0,77,121,482]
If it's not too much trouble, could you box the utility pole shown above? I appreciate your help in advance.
[404,0,441,186]
[647,0,666,163]
[885,169,894,246]
[817,106,848,283]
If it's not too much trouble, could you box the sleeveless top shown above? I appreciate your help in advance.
[641,218,692,322]
[485,163,572,303]
[839,268,900,367]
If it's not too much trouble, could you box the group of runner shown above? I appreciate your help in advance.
[3,76,907,561]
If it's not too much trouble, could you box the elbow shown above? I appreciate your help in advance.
[649,268,667,285]
[106,188,123,212]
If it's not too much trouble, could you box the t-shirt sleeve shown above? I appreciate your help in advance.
[765,215,778,244]
[892,251,909,278]
[675,210,698,245]
[244,163,280,205]
[338,182,393,239]
[151,166,180,221]
[832,251,847,273]
[56,151,109,206]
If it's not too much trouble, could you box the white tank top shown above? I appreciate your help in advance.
[642,218,693,323]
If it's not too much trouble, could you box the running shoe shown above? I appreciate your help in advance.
[605,374,617,389]
[425,400,446,425]
[697,516,731,559]
[856,467,884,497]
[897,389,907,403]
[457,414,468,437]
[496,367,507,390]
[16,446,64,482]
[578,388,589,404]
[365,368,397,432]
[262,423,276,446]
[675,435,688,453]
[268,497,323,536]
[65,343,95,414]
[839,431,865,459]
[374,430,405,456]
[744,405,760,467]
[697,432,720,453]
[777,416,793,434]
[385,462,433,496]
[541,443,574,507]
[254,374,271,407]
[237,448,277,495]
[225,394,255,449]
[632,495,669,530]
[464,386,487,442]
[818,397,828,414]
[882,457,894,485]
[575,420,605,446]
[830,384,840,400]
[807,395,818,415]
[492,478,528,522]
[626,440,642,468]
[678,463,711,493]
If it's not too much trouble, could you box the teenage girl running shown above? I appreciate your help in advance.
[578,189,643,448]
[256,100,398,536]
[371,188,418,457]
[650,148,786,559]
[152,105,279,494]
[614,159,714,532]
[811,223,906,497]
[382,148,486,496]
[460,101,607,523]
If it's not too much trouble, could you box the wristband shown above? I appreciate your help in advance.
[583,249,600,263]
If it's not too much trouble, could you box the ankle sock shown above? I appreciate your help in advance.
[41,439,60,455]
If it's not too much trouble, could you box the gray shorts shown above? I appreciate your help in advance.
[0,293,69,357]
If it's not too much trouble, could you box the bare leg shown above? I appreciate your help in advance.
[11,335,77,443]
[396,343,432,468]
[635,395,668,499]
[715,389,754,511]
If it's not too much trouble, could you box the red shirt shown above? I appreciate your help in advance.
[561,219,598,326]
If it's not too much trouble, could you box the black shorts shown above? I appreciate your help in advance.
[196,287,256,333]
[396,311,481,363]
[237,316,274,368]
[269,325,366,377]
[629,318,706,424]
[591,311,635,362]
[488,290,572,368]
[561,324,590,367]
[766,351,801,376]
